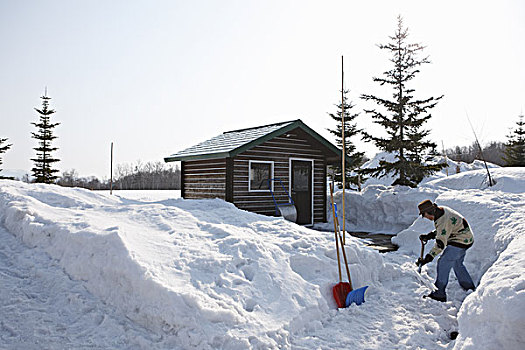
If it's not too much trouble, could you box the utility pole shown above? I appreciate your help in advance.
[110,142,114,195]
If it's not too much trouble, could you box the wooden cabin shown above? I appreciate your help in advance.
[164,120,347,225]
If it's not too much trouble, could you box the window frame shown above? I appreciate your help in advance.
[248,160,274,192]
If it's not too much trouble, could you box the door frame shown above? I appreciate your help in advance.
[289,157,314,226]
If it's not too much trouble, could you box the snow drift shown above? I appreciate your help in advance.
[0,181,382,348]
[0,165,524,349]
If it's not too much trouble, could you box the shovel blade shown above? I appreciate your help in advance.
[277,204,297,223]
[333,282,352,308]
[345,286,368,306]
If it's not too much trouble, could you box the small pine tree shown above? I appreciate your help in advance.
[328,89,365,189]
[31,92,60,183]
[0,137,13,179]
[360,16,446,187]
[503,114,525,166]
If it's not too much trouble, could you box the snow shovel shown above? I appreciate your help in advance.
[268,178,297,223]
[336,227,368,307]
[329,183,368,308]
[418,240,426,274]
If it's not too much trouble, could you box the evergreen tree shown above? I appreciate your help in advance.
[360,16,446,187]
[31,93,60,183]
[0,137,13,179]
[503,114,525,166]
[327,89,365,188]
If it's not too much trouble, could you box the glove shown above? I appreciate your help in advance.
[419,230,436,243]
[416,254,434,267]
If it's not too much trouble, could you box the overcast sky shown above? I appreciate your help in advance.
[1,0,524,179]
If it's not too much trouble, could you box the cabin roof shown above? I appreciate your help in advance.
[164,119,347,163]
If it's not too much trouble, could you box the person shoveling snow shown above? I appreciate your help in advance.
[416,199,476,302]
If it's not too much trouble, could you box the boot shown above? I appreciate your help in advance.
[424,291,446,302]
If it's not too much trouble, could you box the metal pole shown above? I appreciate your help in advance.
[341,56,346,244]
[110,142,113,195]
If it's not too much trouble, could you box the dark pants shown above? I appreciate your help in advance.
[434,245,475,298]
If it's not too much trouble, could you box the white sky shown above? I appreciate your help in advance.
[1,0,524,179]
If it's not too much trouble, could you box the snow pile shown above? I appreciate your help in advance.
[324,166,525,349]
[0,181,382,348]
[324,184,438,234]
[356,152,500,188]
[0,164,524,349]
[456,210,525,350]
[393,173,525,350]
[426,167,524,193]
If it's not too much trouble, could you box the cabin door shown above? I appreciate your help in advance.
[290,159,313,225]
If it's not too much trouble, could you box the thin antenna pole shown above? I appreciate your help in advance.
[110,142,114,195]
[466,113,494,186]
[341,56,346,244]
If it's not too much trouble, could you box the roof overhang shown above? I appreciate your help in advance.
[164,119,352,165]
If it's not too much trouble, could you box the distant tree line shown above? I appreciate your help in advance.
[445,141,506,166]
[56,161,181,190]
[111,161,181,190]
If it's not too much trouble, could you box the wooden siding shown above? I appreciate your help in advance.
[182,158,226,200]
[181,128,329,223]
[233,129,327,223]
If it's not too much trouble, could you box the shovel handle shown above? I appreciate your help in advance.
[418,240,426,274]
[330,183,343,282]
[338,227,353,290]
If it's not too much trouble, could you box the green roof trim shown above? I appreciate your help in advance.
[164,151,231,162]
[164,119,350,163]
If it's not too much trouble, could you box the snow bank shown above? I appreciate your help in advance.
[0,163,523,349]
[324,184,439,234]
[326,164,524,349]
[455,212,525,350]
[356,152,500,188]
[426,167,525,193]
[0,180,384,349]
[392,170,525,350]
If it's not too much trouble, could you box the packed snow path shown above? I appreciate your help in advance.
[0,167,524,349]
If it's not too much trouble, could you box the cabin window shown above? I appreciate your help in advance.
[249,160,274,192]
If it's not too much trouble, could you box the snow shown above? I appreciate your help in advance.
[0,169,30,180]
[355,152,500,189]
[1,161,524,349]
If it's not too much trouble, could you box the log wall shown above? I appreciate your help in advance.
[232,129,327,223]
[181,128,328,223]
[182,158,226,200]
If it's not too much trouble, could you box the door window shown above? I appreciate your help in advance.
[293,163,310,191]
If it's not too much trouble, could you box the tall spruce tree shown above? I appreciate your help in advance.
[0,137,13,179]
[327,89,365,188]
[31,93,60,183]
[503,114,525,166]
[361,16,446,187]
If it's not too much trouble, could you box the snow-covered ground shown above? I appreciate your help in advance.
[0,166,523,349]
[354,152,500,189]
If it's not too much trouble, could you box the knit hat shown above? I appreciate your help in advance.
[418,199,435,216]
